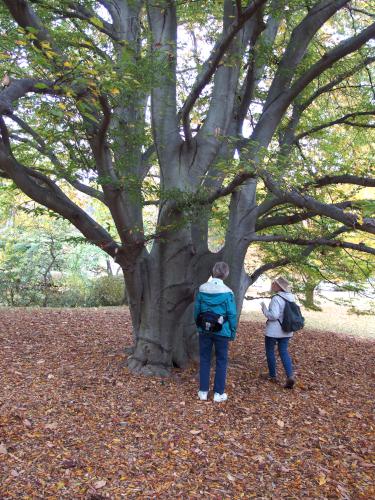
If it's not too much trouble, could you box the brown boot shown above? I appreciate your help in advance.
[284,377,295,389]
[260,373,278,383]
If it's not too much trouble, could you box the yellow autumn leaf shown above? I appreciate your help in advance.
[111,88,120,95]
[63,61,73,68]
[318,474,327,486]
[45,50,57,59]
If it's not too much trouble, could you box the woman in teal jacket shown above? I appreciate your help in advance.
[194,262,237,402]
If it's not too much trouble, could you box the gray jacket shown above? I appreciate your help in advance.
[262,291,295,338]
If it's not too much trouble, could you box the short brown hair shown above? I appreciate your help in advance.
[212,261,230,280]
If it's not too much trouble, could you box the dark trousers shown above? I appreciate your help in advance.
[265,336,294,378]
[199,333,229,395]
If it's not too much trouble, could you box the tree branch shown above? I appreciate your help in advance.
[248,258,290,285]
[302,174,375,191]
[301,56,375,111]
[247,226,350,284]
[288,21,375,106]
[179,0,267,140]
[261,170,375,235]
[8,115,107,205]
[147,0,181,153]
[255,201,354,230]
[0,119,119,257]
[296,110,375,140]
[248,234,375,256]
[29,0,117,40]
[262,0,350,114]
[0,78,53,115]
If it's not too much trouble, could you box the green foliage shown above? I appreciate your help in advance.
[0,207,124,308]
[86,275,126,307]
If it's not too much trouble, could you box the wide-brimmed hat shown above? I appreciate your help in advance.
[274,276,291,292]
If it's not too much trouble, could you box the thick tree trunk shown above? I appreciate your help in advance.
[122,189,259,376]
[123,225,216,376]
[223,180,258,314]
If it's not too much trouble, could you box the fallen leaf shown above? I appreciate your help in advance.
[190,430,201,435]
[0,443,8,454]
[61,459,77,469]
[318,473,327,486]
[94,479,107,489]
[45,422,58,430]
[23,418,32,428]
[277,420,285,429]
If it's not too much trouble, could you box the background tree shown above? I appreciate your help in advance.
[0,0,374,375]
[0,205,126,307]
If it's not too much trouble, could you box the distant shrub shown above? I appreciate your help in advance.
[0,271,126,308]
[47,276,88,308]
[86,275,126,307]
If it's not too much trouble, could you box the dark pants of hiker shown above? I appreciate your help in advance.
[199,333,229,395]
[265,336,293,378]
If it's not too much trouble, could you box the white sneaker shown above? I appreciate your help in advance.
[213,392,228,402]
[198,390,208,401]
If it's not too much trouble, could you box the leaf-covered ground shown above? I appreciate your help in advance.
[0,307,374,499]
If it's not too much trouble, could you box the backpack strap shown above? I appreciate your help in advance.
[276,293,291,303]
[276,294,287,327]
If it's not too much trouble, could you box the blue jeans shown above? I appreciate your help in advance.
[199,334,229,394]
[265,336,293,378]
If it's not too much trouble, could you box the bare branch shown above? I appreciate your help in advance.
[236,0,242,19]
[8,115,107,205]
[288,21,375,105]
[0,78,53,115]
[248,258,290,284]
[301,56,375,111]
[248,234,375,256]
[302,174,375,191]
[296,110,375,140]
[255,201,353,230]
[29,0,117,40]
[347,6,375,19]
[179,0,267,140]
[0,119,118,256]
[247,226,350,284]
[205,171,257,204]
[261,170,375,235]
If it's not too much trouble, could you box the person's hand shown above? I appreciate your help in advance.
[261,301,267,313]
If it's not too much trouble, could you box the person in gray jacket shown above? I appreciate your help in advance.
[261,277,296,389]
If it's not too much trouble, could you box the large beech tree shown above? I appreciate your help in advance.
[0,0,374,375]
